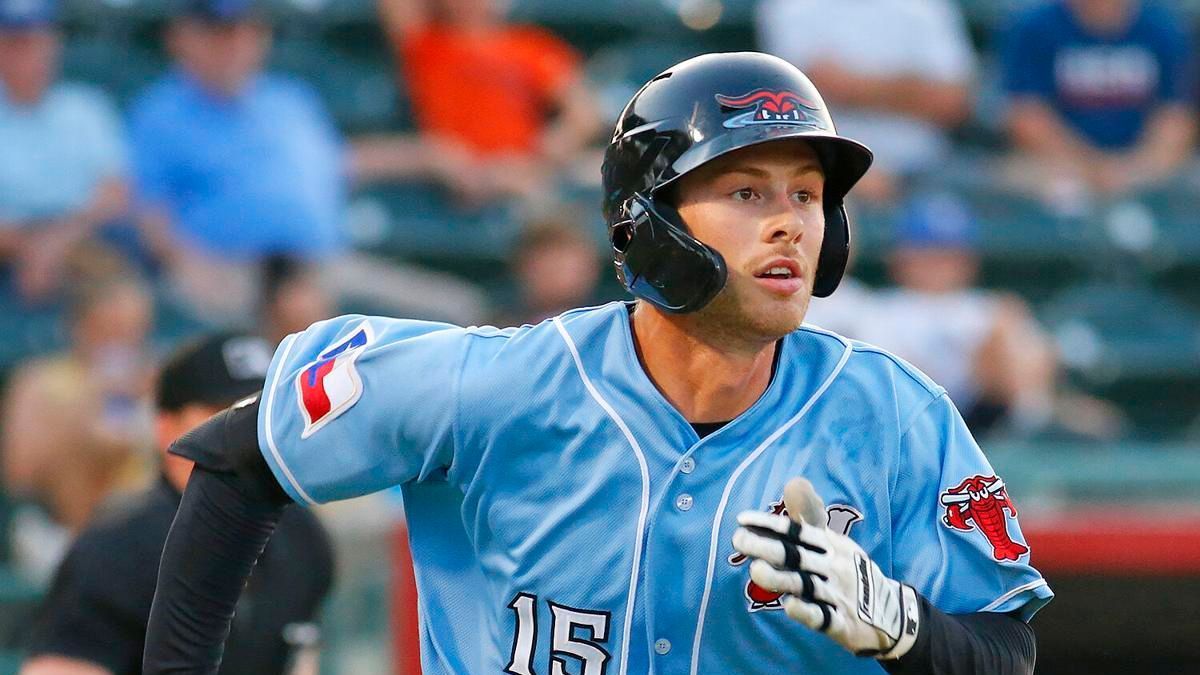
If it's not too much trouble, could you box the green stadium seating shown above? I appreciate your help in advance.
[989,440,1200,502]
[264,0,377,25]
[62,0,172,24]
[586,40,711,121]
[1042,282,1200,381]
[347,183,521,278]
[1127,187,1200,261]
[847,181,1105,277]
[0,565,41,658]
[0,651,23,675]
[59,36,165,106]
[270,38,408,133]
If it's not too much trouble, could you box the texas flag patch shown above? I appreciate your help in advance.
[295,322,375,438]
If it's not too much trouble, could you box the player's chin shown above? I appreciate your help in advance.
[744,294,809,339]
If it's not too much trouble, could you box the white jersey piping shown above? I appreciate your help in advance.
[980,579,1050,612]
[262,333,319,505]
[554,317,651,675]
[689,340,854,674]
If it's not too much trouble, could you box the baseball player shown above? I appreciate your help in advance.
[144,53,1051,674]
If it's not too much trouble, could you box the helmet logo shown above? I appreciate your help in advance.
[715,89,823,129]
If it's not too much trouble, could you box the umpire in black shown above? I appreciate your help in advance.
[21,333,334,675]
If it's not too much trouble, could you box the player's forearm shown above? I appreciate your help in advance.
[144,400,292,674]
[882,595,1036,675]
[143,466,285,674]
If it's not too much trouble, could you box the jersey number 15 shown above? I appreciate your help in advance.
[505,592,611,675]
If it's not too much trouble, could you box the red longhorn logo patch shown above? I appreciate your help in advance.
[940,475,1029,562]
[714,89,823,129]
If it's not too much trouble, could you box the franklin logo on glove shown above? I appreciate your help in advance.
[856,555,872,622]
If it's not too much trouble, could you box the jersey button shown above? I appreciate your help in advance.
[654,638,672,655]
[680,457,696,474]
[675,494,693,511]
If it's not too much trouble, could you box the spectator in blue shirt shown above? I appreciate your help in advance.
[130,0,487,324]
[0,0,129,304]
[1002,0,1196,199]
[128,0,344,315]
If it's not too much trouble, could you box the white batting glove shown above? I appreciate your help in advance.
[731,478,920,660]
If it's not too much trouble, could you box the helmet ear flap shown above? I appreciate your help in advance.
[610,193,727,314]
[813,202,851,298]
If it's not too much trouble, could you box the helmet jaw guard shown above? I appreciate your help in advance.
[610,194,727,314]
[602,52,873,312]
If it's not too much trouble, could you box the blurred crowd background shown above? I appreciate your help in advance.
[0,0,1198,672]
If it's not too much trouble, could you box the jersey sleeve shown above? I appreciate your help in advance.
[890,393,1053,622]
[257,315,471,505]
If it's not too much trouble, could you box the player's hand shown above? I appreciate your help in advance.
[731,478,920,660]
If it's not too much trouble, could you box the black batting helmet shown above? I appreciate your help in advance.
[602,51,874,313]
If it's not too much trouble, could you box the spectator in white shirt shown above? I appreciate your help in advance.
[755,0,975,202]
[807,193,1089,438]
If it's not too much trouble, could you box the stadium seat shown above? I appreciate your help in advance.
[957,0,1045,27]
[347,183,521,279]
[587,40,711,122]
[948,180,1103,261]
[264,0,377,25]
[1042,282,1200,381]
[0,565,41,658]
[59,36,165,107]
[0,288,65,372]
[510,0,666,25]
[989,439,1200,503]
[61,0,173,24]
[0,650,24,675]
[1125,186,1200,260]
[269,39,407,133]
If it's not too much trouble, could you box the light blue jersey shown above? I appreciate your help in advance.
[258,302,1052,674]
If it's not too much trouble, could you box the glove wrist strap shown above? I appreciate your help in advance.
[877,584,920,661]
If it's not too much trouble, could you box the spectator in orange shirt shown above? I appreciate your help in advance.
[378,0,602,204]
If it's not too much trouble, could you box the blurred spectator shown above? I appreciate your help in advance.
[877,195,1058,435]
[491,215,602,326]
[21,333,334,675]
[130,0,487,324]
[1002,0,1196,202]
[127,0,341,319]
[378,0,603,205]
[0,0,129,304]
[805,193,1122,440]
[756,0,974,202]
[260,256,335,345]
[1,274,155,582]
[801,274,875,340]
